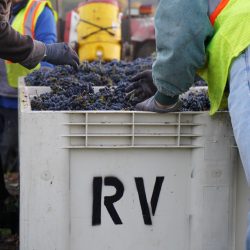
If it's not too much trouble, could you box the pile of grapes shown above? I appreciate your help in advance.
[25,58,210,111]
[180,87,210,111]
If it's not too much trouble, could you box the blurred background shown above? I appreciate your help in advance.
[50,0,158,61]
[50,0,158,18]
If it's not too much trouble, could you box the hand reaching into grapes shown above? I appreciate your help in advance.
[125,70,157,100]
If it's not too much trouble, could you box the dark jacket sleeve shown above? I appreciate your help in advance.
[0,21,34,62]
[0,0,45,68]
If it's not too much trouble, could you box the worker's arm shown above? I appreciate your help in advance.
[0,0,45,67]
[0,0,79,70]
[152,0,214,97]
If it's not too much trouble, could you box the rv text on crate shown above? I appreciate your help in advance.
[92,176,164,226]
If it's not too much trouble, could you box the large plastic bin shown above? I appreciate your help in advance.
[19,84,250,250]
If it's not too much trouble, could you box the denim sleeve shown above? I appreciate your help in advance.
[152,0,214,96]
[35,6,57,68]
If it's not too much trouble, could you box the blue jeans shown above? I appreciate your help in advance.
[228,46,250,250]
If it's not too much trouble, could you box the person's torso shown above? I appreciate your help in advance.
[201,0,250,114]
[0,0,53,101]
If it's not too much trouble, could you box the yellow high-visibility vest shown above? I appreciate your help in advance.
[5,0,57,89]
[199,0,250,114]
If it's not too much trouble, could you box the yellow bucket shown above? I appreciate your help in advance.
[77,0,121,61]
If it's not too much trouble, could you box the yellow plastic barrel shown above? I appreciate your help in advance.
[77,0,121,61]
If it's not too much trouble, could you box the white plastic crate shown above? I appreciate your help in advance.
[19,84,250,250]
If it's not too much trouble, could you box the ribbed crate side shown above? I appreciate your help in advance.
[19,83,250,250]
[19,112,71,250]
[190,112,237,250]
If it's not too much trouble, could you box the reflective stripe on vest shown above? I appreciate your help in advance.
[23,0,44,36]
[209,0,230,25]
[0,0,56,98]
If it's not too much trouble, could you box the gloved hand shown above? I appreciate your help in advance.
[44,43,80,70]
[135,96,182,112]
[125,70,157,100]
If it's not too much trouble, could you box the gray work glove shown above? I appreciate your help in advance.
[44,43,80,70]
[136,96,182,112]
[125,70,157,100]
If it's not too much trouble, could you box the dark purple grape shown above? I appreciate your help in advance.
[27,59,211,112]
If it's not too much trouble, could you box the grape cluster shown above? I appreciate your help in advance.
[26,58,210,112]
[28,58,152,111]
[25,58,153,87]
[193,79,207,87]
[180,88,210,111]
